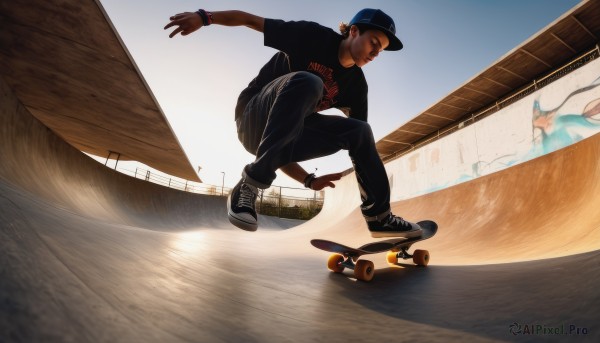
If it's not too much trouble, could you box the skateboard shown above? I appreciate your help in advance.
[310,220,438,282]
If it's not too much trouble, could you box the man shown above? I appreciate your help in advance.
[165,8,422,238]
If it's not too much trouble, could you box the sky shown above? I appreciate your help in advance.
[98,0,581,189]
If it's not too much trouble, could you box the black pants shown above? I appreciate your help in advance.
[235,71,390,217]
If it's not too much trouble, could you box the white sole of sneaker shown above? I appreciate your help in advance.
[227,211,258,231]
[227,195,258,231]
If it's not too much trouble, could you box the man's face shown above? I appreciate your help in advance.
[349,26,390,67]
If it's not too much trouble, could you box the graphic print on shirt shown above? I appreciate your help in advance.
[308,62,339,111]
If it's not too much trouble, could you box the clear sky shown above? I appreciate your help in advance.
[98,0,581,189]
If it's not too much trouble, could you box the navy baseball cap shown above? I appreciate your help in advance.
[349,8,403,51]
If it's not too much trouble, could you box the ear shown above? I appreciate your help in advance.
[350,25,359,37]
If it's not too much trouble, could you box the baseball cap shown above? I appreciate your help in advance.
[349,8,403,51]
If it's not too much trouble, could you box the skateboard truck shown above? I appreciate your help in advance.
[386,246,430,266]
[396,247,413,259]
[328,253,375,282]
[339,254,358,270]
[340,257,356,270]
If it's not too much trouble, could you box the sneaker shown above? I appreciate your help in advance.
[227,178,259,231]
[367,213,423,238]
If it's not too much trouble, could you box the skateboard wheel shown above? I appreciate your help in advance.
[354,260,375,282]
[386,252,398,264]
[327,254,345,273]
[413,249,430,266]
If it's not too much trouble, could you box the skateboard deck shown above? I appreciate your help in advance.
[311,220,437,282]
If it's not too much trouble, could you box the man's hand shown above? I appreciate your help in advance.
[164,12,203,38]
[309,173,343,191]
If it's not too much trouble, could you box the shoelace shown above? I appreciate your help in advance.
[386,215,410,229]
[237,183,257,208]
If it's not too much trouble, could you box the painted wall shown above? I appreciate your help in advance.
[388,58,600,201]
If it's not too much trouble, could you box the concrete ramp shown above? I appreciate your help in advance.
[2,75,599,341]
[308,133,600,265]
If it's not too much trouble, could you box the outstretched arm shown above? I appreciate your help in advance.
[164,10,265,38]
[280,163,343,191]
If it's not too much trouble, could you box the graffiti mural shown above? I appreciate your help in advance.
[388,58,600,201]
[532,77,600,155]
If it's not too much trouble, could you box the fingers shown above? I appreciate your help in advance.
[168,27,184,38]
[164,19,183,37]
[311,178,338,191]
[308,172,344,190]
[164,14,186,29]
[168,12,190,22]
[323,173,343,181]
[164,12,200,38]
[314,182,335,191]
[170,12,187,20]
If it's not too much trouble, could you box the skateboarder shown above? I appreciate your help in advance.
[165,8,423,238]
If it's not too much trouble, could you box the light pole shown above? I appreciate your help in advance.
[221,172,225,196]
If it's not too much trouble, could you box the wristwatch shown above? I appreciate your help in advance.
[303,173,316,189]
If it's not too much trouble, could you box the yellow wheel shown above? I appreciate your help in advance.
[327,254,345,273]
[354,260,375,282]
[386,252,398,264]
[413,249,430,266]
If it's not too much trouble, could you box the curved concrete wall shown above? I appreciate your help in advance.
[387,58,600,201]
[2,45,599,343]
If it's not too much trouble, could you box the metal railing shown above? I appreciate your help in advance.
[382,45,600,163]
[114,165,324,220]
[257,185,325,220]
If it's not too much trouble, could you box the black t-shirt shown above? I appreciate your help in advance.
[235,19,368,122]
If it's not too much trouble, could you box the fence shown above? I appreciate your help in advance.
[112,165,324,220]
[256,185,325,220]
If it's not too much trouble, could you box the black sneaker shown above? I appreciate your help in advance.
[367,214,423,238]
[227,178,259,231]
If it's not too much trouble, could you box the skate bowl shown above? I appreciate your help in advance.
[2,71,600,341]
[2,0,600,341]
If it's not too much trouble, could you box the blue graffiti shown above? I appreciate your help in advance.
[532,77,600,155]
[408,75,600,198]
